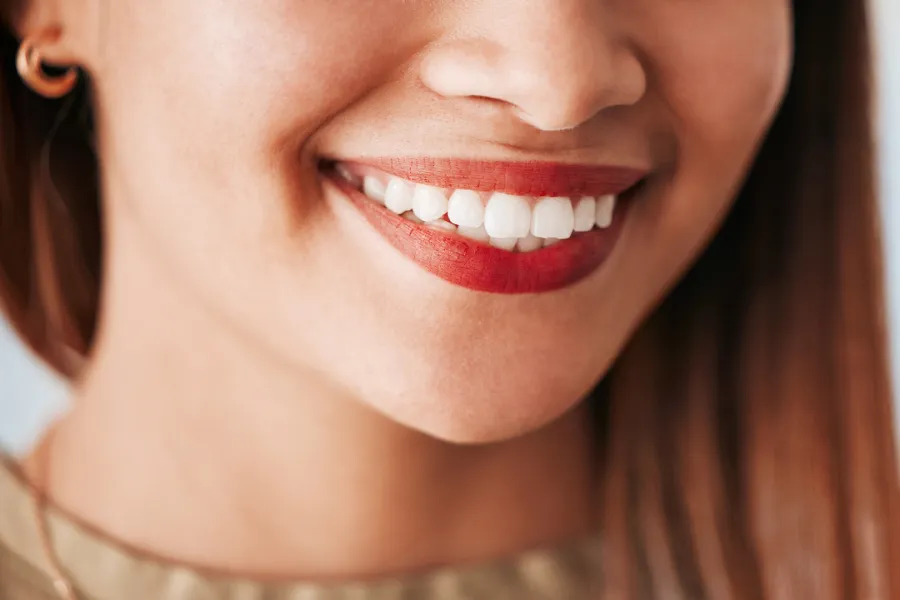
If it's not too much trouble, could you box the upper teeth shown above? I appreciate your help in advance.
[363,177,387,203]
[384,178,414,214]
[573,197,597,232]
[532,197,576,240]
[595,194,615,228]
[355,172,619,246]
[412,184,450,222]
[447,190,485,228]
[484,193,533,238]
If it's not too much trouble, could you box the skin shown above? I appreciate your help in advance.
[14,0,791,582]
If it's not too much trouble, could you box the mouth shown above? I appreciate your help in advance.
[321,158,648,294]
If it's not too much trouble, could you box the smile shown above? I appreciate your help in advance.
[323,158,647,294]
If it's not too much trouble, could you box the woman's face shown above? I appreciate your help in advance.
[61,0,791,441]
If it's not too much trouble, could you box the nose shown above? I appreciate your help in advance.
[419,1,647,132]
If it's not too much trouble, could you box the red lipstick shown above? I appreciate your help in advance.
[327,159,646,294]
[367,158,645,197]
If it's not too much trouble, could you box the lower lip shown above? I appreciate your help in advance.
[329,177,630,295]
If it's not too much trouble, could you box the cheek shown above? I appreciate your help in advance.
[91,0,431,315]
[628,0,792,248]
[98,0,418,224]
[599,1,792,342]
[647,1,793,155]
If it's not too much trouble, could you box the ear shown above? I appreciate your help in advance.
[8,0,90,67]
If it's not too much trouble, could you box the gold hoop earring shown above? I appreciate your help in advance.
[16,35,79,99]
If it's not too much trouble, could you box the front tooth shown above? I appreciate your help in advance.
[543,237,561,247]
[516,234,543,252]
[484,193,532,238]
[385,178,414,214]
[531,197,575,239]
[363,176,387,204]
[573,197,596,232]
[489,237,518,251]
[447,190,485,227]
[595,195,616,228]
[457,225,490,242]
[412,184,449,222]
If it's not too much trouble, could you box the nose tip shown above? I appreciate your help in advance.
[419,27,647,133]
[509,50,647,132]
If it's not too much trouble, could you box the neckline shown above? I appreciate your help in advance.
[0,456,604,599]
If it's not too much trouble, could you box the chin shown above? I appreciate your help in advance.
[360,375,593,445]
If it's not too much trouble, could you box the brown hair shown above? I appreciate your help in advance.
[0,2,100,378]
[1,0,898,598]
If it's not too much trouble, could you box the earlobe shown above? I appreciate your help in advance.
[15,29,79,98]
[7,0,86,66]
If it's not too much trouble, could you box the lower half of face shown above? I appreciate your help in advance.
[90,0,792,443]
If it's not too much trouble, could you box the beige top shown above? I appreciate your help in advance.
[0,460,604,599]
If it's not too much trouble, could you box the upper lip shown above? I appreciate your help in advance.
[331,158,648,198]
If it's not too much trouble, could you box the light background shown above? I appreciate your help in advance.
[1,1,899,452]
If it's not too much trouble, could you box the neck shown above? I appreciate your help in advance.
[26,215,599,582]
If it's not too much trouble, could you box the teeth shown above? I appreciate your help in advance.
[336,164,361,186]
[489,237,519,251]
[484,193,532,238]
[457,225,490,242]
[595,195,616,228]
[573,197,596,232]
[402,210,423,224]
[412,184,449,222]
[531,197,575,239]
[363,176,387,204]
[363,171,621,252]
[385,177,414,214]
[427,219,457,233]
[447,190,485,228]
[516,233,543,252]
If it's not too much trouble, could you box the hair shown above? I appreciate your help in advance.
[0,0,898,598]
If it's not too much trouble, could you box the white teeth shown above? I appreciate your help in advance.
[457,225,490,242]
[595,195,616,228]
[402,210,423,224]
[531,196,575,239]
[516,233,543,252]
[427,219,457,233]
[384,178,414,214]
[489,237,519,251]
[447,190,485,228]
[369,172,618,252]
[573,197,597,232]
[412,184,449,222]
[363,176,387,204]
[484,193,532,238]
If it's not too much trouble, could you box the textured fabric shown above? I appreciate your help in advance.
[0,460,603,600]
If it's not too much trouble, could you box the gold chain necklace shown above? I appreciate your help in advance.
[29,426,79,599]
